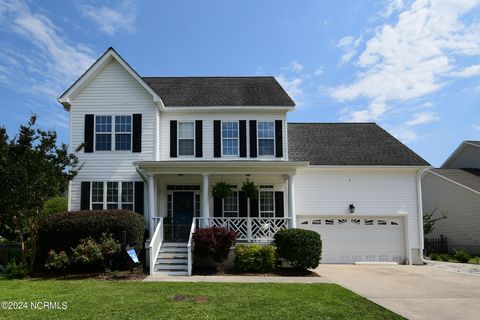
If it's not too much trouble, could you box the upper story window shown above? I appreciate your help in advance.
[178,121,195,156]
[95,115,132,151]
[222,121,239,156]
[258,121,275,156]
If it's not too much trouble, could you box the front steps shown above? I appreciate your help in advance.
[154,242,188,276]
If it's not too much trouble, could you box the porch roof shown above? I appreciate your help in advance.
[134,160,309,175]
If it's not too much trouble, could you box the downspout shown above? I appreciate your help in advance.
[417,169,426,262]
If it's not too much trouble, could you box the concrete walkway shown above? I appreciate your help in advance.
[426,260,480,276]
[144,274,330,283]
[315,264,480,320]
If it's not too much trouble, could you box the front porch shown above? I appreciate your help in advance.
[135,160,308,275]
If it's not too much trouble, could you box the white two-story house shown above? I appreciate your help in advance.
[58,48,430,275]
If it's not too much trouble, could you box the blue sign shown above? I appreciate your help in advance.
[127,248,139,263]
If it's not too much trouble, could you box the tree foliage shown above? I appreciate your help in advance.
[0,115,82,268]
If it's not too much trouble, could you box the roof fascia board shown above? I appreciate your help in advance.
[162,106,294,112]
[58,48,165,111]
[302,165,431,171]
[425,170,480,196]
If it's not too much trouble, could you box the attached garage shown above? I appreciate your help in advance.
[299,216,406,264]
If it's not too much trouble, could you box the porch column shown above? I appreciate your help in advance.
[287,174,296,228]
[202,174,210,227]
[148,175,155,238]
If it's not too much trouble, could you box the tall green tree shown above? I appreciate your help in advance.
[0,115,82,268]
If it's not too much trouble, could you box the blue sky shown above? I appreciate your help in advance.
[1,0,479,166]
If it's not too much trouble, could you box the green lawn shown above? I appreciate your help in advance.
[0,279,402,320]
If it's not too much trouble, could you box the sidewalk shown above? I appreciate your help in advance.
[144,275,331,283]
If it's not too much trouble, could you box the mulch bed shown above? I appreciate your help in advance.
[29,269,147,281]
[193,266,319,277]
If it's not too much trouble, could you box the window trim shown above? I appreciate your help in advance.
[221,120,239,157]
[258,189,275,218]
[89,181,136,210]
[257,121,276,157]
[94,115,133,152]
[177,121,196,157]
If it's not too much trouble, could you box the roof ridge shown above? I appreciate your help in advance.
[288,122,377,125]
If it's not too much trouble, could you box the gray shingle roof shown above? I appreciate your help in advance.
[430,168,480,193]
[466,140,480,147]
[288,123,430,166]
[142,77,295,107]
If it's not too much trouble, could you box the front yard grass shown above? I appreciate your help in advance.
[0,279,402,319]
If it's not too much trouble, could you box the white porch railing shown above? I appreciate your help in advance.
[194,217,290,242]
[148,217,163,275]
[187,220,196,276]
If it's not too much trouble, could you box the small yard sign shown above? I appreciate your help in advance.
[127,248,139,263]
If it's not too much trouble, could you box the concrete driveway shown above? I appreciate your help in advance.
[315,264,480,320]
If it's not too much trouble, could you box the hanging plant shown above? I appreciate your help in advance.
[241,179,258,200]
[211,182,232,200]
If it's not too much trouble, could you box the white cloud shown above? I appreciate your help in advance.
[80,0,138,36]
[405,112,440,126]
[381,0,408,18]
[390,127,419,142]
[314,67,324,76]
[450,64,480,77]
[282,60,304,73]
[336,35,362,65]
[277,75,304,102]
[330,0,480,124]
[0,0,95,128]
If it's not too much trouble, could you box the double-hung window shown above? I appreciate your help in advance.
[91,182,104,210]
[95,116,112,151]
[90,181,135,210]
[95,115,132,151]
[178,121,195,156]
[259,191,274,218]
[223,191,239,217]
[115,116,132,150]
[222,121,238,156]
[258,121,275,156]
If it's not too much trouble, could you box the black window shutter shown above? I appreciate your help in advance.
[275,191,284,217]
[84,114,94,153]
[134,181,144,215]
[132,114,142,153]
[213,120,221,158]
[80,182,90,210]
[239,191,247,217]
[239,120,247,157]
[213,197,222,217]
[249,120,257,158]
[195,120,203,157]
[250,197,259,217]
[275,120,283,158]
[170,120,177,158]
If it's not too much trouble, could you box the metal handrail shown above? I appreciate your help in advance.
[148,217,163,275]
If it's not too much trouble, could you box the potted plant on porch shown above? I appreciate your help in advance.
[211,182,232,200]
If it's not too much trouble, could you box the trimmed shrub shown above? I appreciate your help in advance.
[235,244,276,273]
[44,250,69,272]
[453,249,471,263]
[37,210,144,265]
[42,196,68,216]
[439,253,450,262]
[274,228,322,270]
[193,227,236,262]
[4,260,28,279]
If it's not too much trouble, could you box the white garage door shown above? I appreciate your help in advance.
[299,216,405,264]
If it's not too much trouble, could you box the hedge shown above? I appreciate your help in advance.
[235,244,276,273]
[37,210,145,265]
[274,228,322,270]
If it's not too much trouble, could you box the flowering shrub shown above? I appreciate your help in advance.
[71,237,103,267]
[99,233,121,270]
[44,250,70,272]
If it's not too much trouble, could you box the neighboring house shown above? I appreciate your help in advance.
[58,48,429,275]
[422,141,480,254]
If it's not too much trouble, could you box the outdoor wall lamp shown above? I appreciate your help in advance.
[349,204,355,214]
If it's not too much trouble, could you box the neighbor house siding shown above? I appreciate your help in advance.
[158,112,287,161]
[422,171,480,254]
[443,144,480,169]
[68,60,156,211]
[294,167,421,248]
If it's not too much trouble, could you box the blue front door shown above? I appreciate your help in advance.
[171,192,194,241]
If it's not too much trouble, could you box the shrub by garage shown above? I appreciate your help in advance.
[274,228,322,270]
[37,209,145,268]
